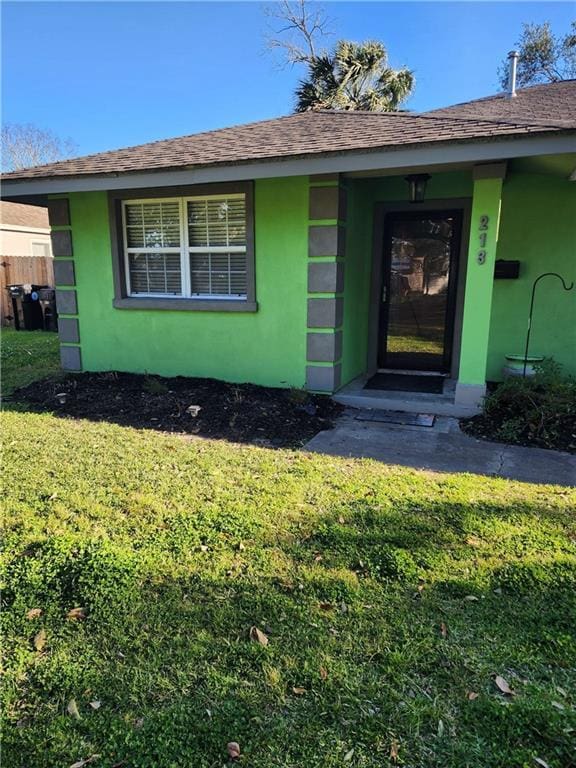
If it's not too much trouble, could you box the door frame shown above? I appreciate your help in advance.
[367,198,472,379]
[378,208,464,373]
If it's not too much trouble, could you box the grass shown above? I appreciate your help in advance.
[386,333,443,355]
[2,333,576,768]
[1,328,60,396]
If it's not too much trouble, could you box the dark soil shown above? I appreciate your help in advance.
[460,413,576,454]
[12,372,343,448]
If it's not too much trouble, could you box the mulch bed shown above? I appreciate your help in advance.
[460,413,576,454]
[11,372,343,448]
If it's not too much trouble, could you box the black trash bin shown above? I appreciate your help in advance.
[7,284,45,331]
[38,287,58,332]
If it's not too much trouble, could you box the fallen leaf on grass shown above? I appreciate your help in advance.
[89,701,101,710]
[227,741,241,759]
[67,699,81,719]
[33,629,47,652]
[440,622,447,638]
[467,691,479,701]
[67,607,87,621]
[494,675,515,696]
[390,738,399,762]
[26,608,42,620]
[319,602,334,611]
[70,756,100,768]
[292,687,306,695]
[320,666,328,681]
[249,626,268,646]
[343,748,354,762]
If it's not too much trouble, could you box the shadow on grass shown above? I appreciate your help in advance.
[3,493,575,768]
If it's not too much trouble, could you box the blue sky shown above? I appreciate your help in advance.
[2,2,574,156]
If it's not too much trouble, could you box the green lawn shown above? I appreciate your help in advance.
[2,333,575,768]
[1,328,61,396]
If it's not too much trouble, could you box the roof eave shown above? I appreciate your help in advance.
[2,131,575,198]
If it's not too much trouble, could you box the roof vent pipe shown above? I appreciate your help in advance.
[507,50,519,98]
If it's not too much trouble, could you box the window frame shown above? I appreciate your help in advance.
[109,182,256,312]
[31,240,52,258]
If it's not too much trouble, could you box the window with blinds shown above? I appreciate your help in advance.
[122,194,248,299]
[124,200,182,295]
[187,196,247,297]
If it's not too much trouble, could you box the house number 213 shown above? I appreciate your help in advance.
[477,215,489,265]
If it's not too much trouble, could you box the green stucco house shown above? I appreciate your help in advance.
[3,79,575,415]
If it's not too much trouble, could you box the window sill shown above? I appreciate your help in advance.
[113,297,258,312]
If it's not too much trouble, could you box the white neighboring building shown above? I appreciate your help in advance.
[0,201,51,257]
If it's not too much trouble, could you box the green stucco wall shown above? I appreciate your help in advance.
[62,167,574,392]
[68,177,309,387]
[487,172,576,380]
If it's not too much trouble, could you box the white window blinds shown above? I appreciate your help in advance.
[187,196,247,297]
[122,194,247,299]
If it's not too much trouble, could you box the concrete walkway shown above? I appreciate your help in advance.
[306,410,576,487]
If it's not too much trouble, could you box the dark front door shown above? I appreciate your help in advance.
[378,211,462,372]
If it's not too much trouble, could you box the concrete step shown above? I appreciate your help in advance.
[334,383,479,419]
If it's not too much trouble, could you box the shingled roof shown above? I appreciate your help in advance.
[426,79,576,127]
[2,81,575,183]
[0,201,49,229]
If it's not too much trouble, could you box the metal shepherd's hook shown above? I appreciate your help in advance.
[523,272,575,377]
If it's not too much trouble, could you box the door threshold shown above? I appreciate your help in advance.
[376,368,450,378]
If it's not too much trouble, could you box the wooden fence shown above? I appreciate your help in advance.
[0,255,55,326]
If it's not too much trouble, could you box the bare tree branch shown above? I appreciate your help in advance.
[264,0,334,67]
[1,123,77,172]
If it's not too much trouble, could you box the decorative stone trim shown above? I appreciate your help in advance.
[58,317,80,344]
[308,225,346,258]
[307,261,344,293]
[51,229,73,257]
[307,297,343,328]
[55,289,78,315]
[49,195,82,373]
[306,363,342,392]
[307,331,342,362]
[53,259,76,286]
[60,345,82,371]
[305,177,347,393]
[48,198,71,227]
[309,186,347,221]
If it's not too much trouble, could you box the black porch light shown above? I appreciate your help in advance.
[404,173,431,203]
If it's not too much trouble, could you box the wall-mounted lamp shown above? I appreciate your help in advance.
[404,174,431,203]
